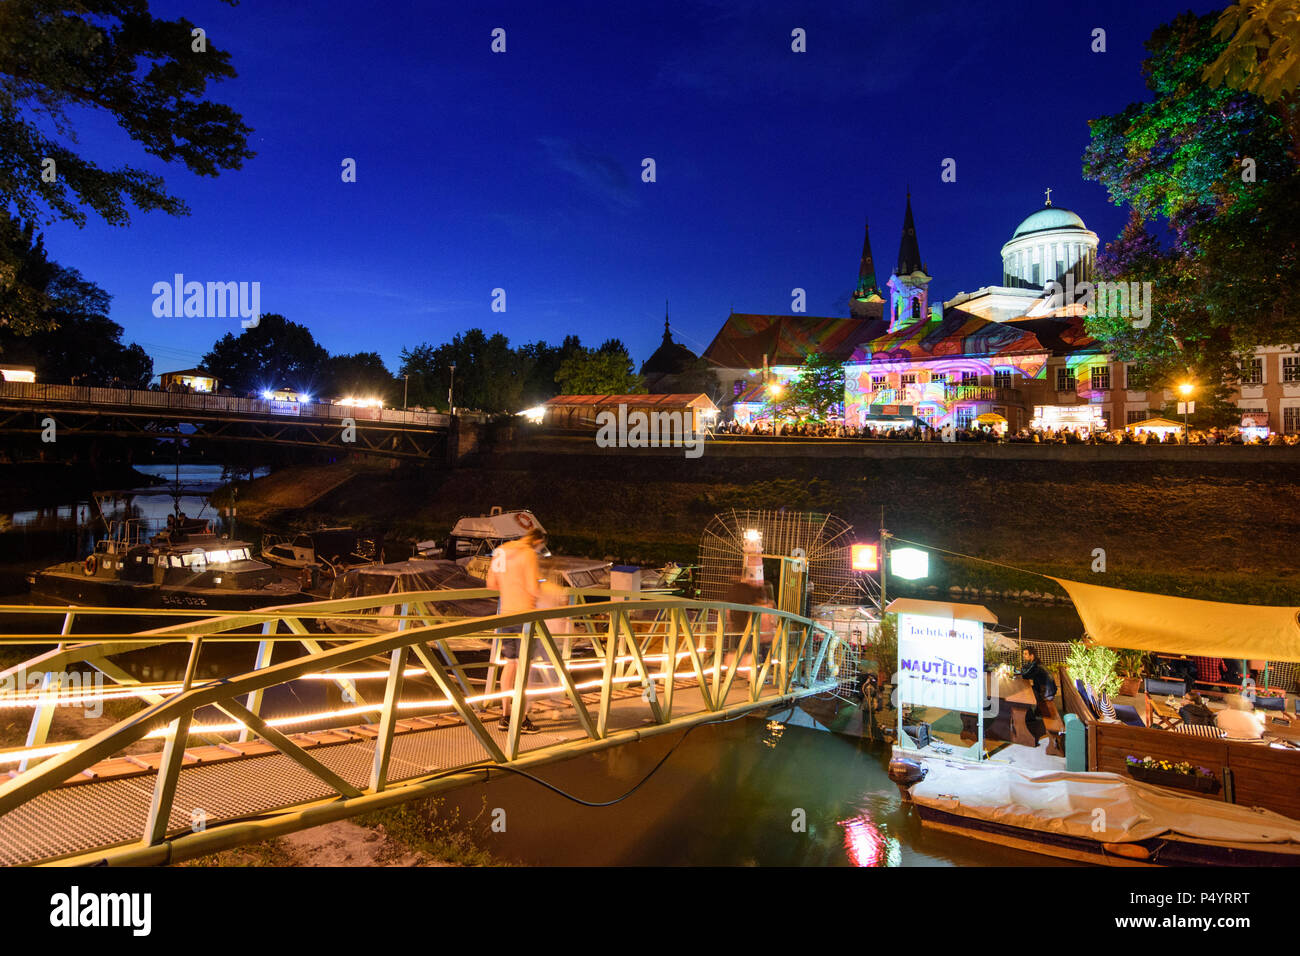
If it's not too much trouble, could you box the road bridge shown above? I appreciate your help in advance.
[0,381,466,460]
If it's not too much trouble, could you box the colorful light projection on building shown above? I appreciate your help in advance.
[843,354,1047,428]
[731,365,823,426]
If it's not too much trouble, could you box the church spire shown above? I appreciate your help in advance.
[662,299,672,346]
[856,216,879,298]
[895,191,925,276]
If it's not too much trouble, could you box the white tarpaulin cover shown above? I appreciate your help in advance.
[452,511,546,540]
[1052,577,1300,663]
[912,761,1300,846]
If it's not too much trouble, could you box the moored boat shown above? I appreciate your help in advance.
[28,516,305,611]
[905,757,1300,866]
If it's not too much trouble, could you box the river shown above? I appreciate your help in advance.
[426,714,1065,866]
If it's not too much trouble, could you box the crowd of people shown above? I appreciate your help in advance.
[710,418,1300,445]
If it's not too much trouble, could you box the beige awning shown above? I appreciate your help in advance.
[1051,578,1300,662]
[884,598,998,625]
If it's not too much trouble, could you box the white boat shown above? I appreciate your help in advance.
[904,757,1300,866]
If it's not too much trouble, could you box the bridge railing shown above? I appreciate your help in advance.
[0,381,456,428]
[0,593,838,863]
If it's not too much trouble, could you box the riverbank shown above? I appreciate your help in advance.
[221,452,1300,605]
[178,797,507,867]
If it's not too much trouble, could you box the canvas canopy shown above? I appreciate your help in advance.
[884,597,997,624]
[1052,578,1300,662]
[1124,416,1184,432]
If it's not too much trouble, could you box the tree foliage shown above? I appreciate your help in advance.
[0,213,150,383]
[1203,0,1300,108]
[772,350,844,420]
[0,0,254,229]
[399,329,525,413]
[555,345,645,395]
[321,352,396,403]
[1082,10,1300,393]
[200,314,329,395]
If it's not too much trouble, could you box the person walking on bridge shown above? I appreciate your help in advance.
[487,529,547,734]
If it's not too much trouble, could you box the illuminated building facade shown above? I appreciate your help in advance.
[704,194,1300,434]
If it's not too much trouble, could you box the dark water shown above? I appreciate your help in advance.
[432,715,1063,866]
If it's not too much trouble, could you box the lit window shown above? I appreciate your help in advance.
[993,370,1012,389]
[900,373,916,385]
[1091,366,1111,391]
[1283,357,1300,383]
[1056,367,1076,392]
[1285,407,1300,435]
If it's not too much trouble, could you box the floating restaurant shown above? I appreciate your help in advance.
[882,571,1300,865]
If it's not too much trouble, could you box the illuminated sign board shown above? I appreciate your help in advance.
[896,613,984,713]
[889,547,929,580]
[851,544,879,572]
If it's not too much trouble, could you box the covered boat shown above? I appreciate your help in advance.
[321,559,497,642]
[911,760,1300,865]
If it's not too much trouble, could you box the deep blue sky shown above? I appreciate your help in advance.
[38,0,1218,377]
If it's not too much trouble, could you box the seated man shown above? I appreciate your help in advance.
[1015,646,1056,702]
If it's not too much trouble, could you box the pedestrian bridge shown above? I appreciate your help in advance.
[0,592,839,865]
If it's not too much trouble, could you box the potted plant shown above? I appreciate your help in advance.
[1115,648,1150,697]
[866,615,898,687]
[1124,755,1220,794]
[1067,640,1122,720]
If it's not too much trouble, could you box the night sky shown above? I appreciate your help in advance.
[39,0,1220,376]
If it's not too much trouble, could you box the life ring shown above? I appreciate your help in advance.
[83,555,97,576]
[514,512,535,531]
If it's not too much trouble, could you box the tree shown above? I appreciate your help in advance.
[201,314,329,395]
[0,1,253,343]
[321,352,397,404]
[399,329,524,413]
[771,351,844,420]
[555,346,645,395]
[0,214,59,336]
[1082,10,1300,394]
[517,336,582,407]
[0,214,150,384]
[0,0,254,228]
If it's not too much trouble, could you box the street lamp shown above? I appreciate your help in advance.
[1178,381,1194,444]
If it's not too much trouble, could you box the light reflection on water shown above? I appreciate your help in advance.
[429,715,1063,867]
[5,464,266,535]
